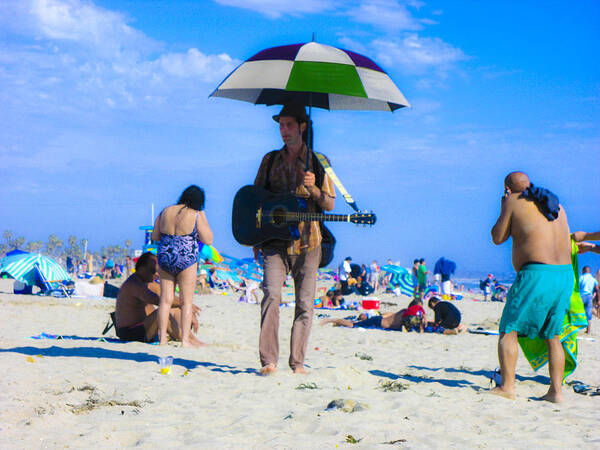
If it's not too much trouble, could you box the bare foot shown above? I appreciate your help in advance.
[293,366,308,375]
[540,390,563,403]
[489,386,516,400]
[181,339,205,348]
[260,364,277,376]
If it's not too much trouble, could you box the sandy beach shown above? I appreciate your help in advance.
[0,278,598,449]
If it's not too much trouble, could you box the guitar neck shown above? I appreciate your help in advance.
[282,212,353,223]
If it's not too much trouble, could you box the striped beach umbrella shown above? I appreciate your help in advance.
[210,42,410,112]
[0,253,71,285]
[381,264,415,297]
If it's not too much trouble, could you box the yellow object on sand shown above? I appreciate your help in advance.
[26,356,36,363]
[89,276,103,285]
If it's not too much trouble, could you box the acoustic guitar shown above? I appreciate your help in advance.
[232,185,376,246]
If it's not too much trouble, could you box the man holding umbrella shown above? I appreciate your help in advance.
[253,102,335,375]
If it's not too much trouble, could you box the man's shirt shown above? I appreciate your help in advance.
[255,144,336,255]
[579,273,598,296]
[338,260,351,281]
[433,301,461,328]
[403,304,426,317]
[417,264,428,284]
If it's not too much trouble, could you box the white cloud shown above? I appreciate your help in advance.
[0,0,240,113]
[372,34,467,74]
[213,0,337,18]
[30,0,155,54]
[154,49,236,81]
[346,0,423,31]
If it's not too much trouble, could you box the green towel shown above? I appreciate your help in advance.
[518,240,588,379]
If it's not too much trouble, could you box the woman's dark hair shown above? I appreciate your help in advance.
[177,185,205,211]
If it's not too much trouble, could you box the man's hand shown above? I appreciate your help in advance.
[192,304,201,315]
[577,241,597,254]
[572,231,587,242]
[302,170,316,188]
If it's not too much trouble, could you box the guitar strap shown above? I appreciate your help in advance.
[263,149,360,212]
[314,152,359,212]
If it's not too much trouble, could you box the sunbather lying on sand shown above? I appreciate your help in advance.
[320,309,406,330]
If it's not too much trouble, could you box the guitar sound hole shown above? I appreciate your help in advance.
[270,207,287,226]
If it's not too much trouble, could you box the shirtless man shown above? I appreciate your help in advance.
[491,171,573,402]
[320,309,406,330]
[115,252,203,345]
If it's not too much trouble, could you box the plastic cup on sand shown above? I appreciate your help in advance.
[158,356,173,375]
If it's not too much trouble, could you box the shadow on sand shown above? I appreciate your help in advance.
[408,365,550,384]
[0,345,259,375]
[369,369,479,389]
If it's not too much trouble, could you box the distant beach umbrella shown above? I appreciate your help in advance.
[381,264,415,296]
[0,252,71,285]
[211,42,410,112]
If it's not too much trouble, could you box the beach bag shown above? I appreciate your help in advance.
[319,223,335,268]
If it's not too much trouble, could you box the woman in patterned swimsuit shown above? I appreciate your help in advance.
[152,185,213,347]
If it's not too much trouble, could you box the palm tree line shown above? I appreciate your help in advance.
[1,230,133,266]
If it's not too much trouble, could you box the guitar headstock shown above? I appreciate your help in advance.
[350,211,377,226]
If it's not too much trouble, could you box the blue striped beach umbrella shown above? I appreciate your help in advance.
[381,264,415,296]
[0,253,71,285]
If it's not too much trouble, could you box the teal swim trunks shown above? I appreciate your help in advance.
[499,263,574,339]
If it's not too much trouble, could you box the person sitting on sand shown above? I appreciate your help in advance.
[490,171,573,402]
[197,269,210,294]
[427,296,466,334]
[238,277,261,303]
[115,252,203,345]
[400,299,427,332]
[316,289,344,308]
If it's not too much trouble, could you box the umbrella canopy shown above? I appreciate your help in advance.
[0,253,71,285]
[210,42,410,112]
[381,264,415,296]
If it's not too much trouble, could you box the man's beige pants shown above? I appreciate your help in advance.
[259,245,321,370]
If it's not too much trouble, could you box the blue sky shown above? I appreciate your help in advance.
[1,0,599,277]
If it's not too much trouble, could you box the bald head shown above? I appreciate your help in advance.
[505,171,530,194]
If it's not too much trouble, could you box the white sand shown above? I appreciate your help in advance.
[0,279,599,448]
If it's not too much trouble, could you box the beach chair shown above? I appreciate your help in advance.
[35,265,74,298]
[102,312,117,335]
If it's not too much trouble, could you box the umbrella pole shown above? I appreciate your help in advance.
[307,31,315,170]
[306,93,312,171]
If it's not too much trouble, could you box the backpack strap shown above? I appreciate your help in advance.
[263,150,279,191]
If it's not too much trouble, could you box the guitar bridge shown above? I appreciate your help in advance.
[256,206,262,229]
